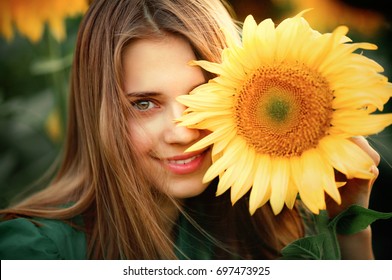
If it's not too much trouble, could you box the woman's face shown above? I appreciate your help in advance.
[123,35,212,198]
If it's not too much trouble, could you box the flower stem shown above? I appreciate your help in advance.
[314,210,341,259]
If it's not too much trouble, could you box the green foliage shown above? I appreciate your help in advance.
[0,18,82,208]
[281,205,392,259]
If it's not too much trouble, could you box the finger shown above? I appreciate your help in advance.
[368,164,379,191]
[349,136,381,166]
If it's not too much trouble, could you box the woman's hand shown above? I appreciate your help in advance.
[326,136,380,259]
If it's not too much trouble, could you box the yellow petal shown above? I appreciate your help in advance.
[191,60,226,76]
[176,94,233,111]
[176,110,232,127]
[297,149,326,214]
[211,129,238,155]
[203,137,244,182]
[321,156,341,205]
[332,90,386,111]
[276,15,310,61]
[241,15,261,69]
[216,165,237,196]
[269,157,289,215]
[332,112,392,136]
[304,26,348,69]
[255,18,276,63]
[249,155,272,215]
[231,147,255,204]
[319,137,374,179]
[285,158,300,209]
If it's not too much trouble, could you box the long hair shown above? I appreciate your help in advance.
[0,0,304,259]
[181,179,305,259]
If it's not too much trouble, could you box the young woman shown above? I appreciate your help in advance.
[0,0,380,259]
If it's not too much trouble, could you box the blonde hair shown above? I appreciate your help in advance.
[1,0,304,259]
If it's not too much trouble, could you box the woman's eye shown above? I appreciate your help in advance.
[132,100,156,111]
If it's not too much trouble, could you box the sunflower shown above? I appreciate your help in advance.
[0,0,88,43]
[176,11,392,215]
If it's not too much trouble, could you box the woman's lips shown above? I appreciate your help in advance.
[160,149,209,175]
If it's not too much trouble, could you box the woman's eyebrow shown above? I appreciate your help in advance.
[126,81,206,97]
[126,91,162,97]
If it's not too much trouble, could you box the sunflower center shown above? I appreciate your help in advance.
[266,97,290,123]
[234,62,333,157]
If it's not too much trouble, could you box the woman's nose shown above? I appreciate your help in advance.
[163,103,200,145]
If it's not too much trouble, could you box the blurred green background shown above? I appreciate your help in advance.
[1,0,391,259]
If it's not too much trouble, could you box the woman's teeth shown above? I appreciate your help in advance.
[166,154,200,165]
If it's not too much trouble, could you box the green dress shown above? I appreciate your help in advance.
[0,214,217,260]
[0,217,86,260]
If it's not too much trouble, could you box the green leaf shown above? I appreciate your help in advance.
[281,234,339,260]
[30,54,73,75]
[281,205,392,259]
[329,205,392,235]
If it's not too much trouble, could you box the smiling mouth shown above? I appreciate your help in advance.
[165,154,201,165]
[155,148,210,175]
